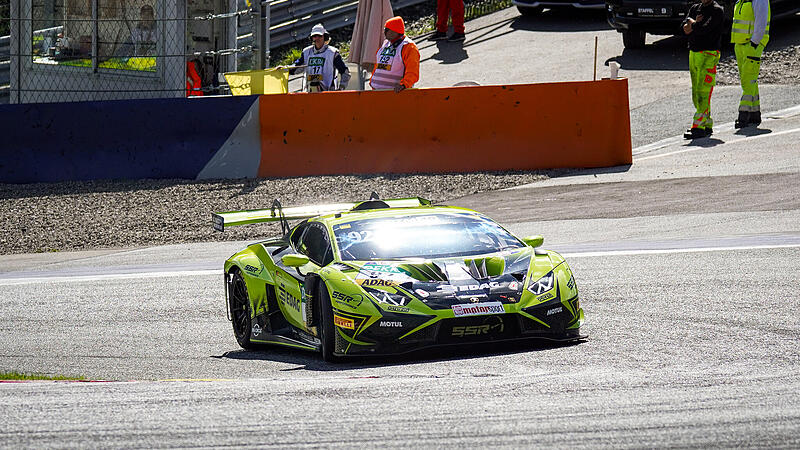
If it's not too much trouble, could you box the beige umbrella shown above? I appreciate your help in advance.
[348,0,394,89]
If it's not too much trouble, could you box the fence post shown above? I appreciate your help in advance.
[254,0,267,69]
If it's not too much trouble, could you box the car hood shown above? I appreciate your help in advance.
[341,248,542,308]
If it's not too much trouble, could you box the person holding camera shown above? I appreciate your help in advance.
[290,24,351,92]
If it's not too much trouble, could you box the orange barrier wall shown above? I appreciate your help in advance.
[258,79,631,177]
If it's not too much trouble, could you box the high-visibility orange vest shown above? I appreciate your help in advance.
[186,61,204,97]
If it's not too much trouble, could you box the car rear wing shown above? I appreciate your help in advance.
[212,196,432,232]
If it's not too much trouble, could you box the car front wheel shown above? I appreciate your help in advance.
[517,5,543,17]
[622,29,646,49]
[317,283,339,362]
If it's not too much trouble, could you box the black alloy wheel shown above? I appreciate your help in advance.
[229,270,255,350]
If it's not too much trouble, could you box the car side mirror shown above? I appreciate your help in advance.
[522,235,544,248]
[282,254,310,267]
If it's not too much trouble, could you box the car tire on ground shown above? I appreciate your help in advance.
[622,29,646,49]
[229,269,256,350]
[318,283,339,362]
[517,5,544,17]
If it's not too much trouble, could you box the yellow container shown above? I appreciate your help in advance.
[224,68,289,95]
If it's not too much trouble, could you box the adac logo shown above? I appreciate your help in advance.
[357,278,397,287]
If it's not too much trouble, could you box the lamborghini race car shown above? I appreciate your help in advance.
[214,196,585,361]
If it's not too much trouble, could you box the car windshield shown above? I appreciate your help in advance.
[332,213,524,261]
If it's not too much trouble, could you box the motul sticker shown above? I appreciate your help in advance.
[452,302,504,317]
[333,315,354,329]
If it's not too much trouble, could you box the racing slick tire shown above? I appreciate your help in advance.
[229,269,256,350]
[318,283,340,363]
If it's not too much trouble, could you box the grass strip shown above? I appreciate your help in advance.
[0,371,86,381]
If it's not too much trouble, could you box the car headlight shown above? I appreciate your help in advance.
[528,271,555,295]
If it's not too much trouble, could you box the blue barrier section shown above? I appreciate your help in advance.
[0,96,258,183]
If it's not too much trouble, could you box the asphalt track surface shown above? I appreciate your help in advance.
[2,9,800,449]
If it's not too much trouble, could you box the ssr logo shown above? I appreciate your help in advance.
[451,322,504,337]
[244,264,261,274]
[331,291,363,308]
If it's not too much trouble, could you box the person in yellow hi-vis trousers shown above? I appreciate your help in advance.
[682,0,724,139]
[732,0,770,128]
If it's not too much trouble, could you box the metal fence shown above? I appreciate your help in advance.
[1,0,511,103]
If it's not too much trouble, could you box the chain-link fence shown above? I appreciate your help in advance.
[1,0,514,104]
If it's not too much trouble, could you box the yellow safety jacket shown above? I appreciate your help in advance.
[731,0,770,46]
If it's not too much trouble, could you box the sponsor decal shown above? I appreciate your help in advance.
[374,291,410,307]
[508,281,520,291]
[437,282,502,294]
[386,305,410,313]
[452,302,504,317]
[252,324,262,337]
[414,289,430,298]
[333,315,355,329]
[362,263,405,274]
[379,321,403,328]
[278,284,301,313]
[357,278,397,287]
[244,264,261,274]
[451,323,504,337]
[331,291,363,309]
[470,297,481,303]
[547,306,563,316]
[537,292,555,302]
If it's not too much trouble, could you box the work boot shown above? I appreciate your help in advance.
[448,32,466,42]
[734,111,749,129]
[704,127,713,137]
[430,31,447,41]
[684,127,706,140]
[750,111,761,126]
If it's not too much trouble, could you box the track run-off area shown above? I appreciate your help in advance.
[2,8,800,448]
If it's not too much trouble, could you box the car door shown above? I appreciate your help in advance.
[273,221,332,331]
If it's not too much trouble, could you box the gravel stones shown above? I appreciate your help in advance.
[0,172,546,255]
[717,44,800,86]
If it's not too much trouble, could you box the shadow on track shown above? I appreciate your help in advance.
[211,338,586,372]
[510,8,610,33]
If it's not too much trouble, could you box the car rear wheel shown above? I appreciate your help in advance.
[317,283,339,362]
[517,5,543,17]
[229,270,256,350]
[622,29,646,49]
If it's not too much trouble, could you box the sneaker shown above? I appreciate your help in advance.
[447,32,466,42]
[430,31,448,41]
[683,127,706,140]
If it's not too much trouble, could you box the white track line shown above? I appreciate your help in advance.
[637,127,800,162]
[0,269,221,286]
[563,243,800,258]
[2,243,800,285]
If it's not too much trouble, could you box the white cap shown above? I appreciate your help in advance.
[310,23,327,37]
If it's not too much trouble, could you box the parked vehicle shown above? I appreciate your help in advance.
[606,0,800,49]
[514,0,605,17]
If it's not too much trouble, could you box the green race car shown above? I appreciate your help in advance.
[214,196,585,361]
